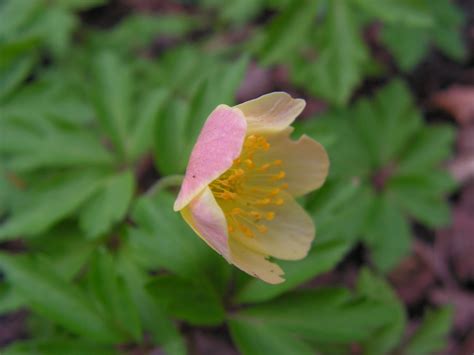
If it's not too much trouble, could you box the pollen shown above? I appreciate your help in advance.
[209,134,287,238]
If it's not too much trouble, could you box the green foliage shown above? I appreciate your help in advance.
[0,0,461,353]
[298,80,456,271]
[404,307,453,355]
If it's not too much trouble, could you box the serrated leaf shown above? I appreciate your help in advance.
[382,0,466,70]
[91,51,132,158]
[129,88,167,159]
[234,288,392,343]
[258,0,318,64]
[397,125,455,174]
[404,307,453,355]
[354,80,422,167]
[87,248,142,341]
[2,338,116,355]
[117,250,187,355]
[0,117,115,173]
[147,274,225,326]
[79,170,135,238]
[357,269,406,355]
[229,318,315,355]
[0,171,104,240]
[353,0,433,27]
[364,194,411,272]
[0,254,121,343]
[307,0,368,105]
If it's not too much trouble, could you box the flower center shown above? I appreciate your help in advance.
[209,134,287,238]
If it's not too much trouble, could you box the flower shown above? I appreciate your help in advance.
[174,92,329,284]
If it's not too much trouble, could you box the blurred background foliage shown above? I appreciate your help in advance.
[0,0,471,354]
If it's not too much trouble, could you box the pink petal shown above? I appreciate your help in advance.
[174,105,247,211]
[181,187,230,260]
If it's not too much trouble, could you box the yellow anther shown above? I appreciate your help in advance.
[257,225,268,233]
[228,225,234,233]
[250,211,262,219]
[220,191,237,200]
[270,188,280,196]
[274,198,284,205]
[257,163,271,172]
[231,207,242,215]
[240,225,254,238]
[273,159,283,166]
[256,198,271,205]
[265,212,275,220]
[271,171,286,180]
[280,183,289,189]
[244,159,254,168]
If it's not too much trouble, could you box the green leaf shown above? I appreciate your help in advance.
[382,0,466,70]
[236,239,351,304]
[147,274,225,326]
[28,225,97,280]
[234,288,392,343]
[397,125,455,174]
[404,307,453,355]
[87,248,142,342]
[0,53,36,100]
[0,253,121,343]
[128,191,230,283]
[0,171,104,240]
[229,318,315,355]
[79,170,135,238]
[357,269,407,355]
[305,0,368,105]
[389,183,451,228]
[0,116,115,173]
[129,88,167,160]
[299,110,372,179]
[364,194,412,272]
[258,0,318,65]
[352,0,434,27]
[0,283,24,313]
[117,249,187,355]
[91,51,132,158]
[382,27,429,71]
[2,338,116,355]
[353,80,422,167]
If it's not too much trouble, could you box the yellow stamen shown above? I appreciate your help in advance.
[209,134,287,238]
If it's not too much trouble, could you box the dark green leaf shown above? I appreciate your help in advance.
[229,318,314,355]
[363,194,411,272]
[0,253,121,343]
[147,274,225,326]
[79,170,135,238]
[258,0,318,64]
[87,248,142,341]
[0,171,104,240]
[404,307,453,355]
[117,249,187,355]
[234,288,392,343]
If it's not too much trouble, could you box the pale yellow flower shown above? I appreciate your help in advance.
[174,93,329,284]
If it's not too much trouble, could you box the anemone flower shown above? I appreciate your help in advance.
[174,92,329,284]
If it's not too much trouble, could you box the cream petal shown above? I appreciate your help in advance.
[229,238,285,284]
[232,191,315,260]
[235,92,305,134]
[265,129,329,197]
[180,187,230,260]
[174,105,247,211]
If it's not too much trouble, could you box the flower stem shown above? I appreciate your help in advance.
[147,175,184,196]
